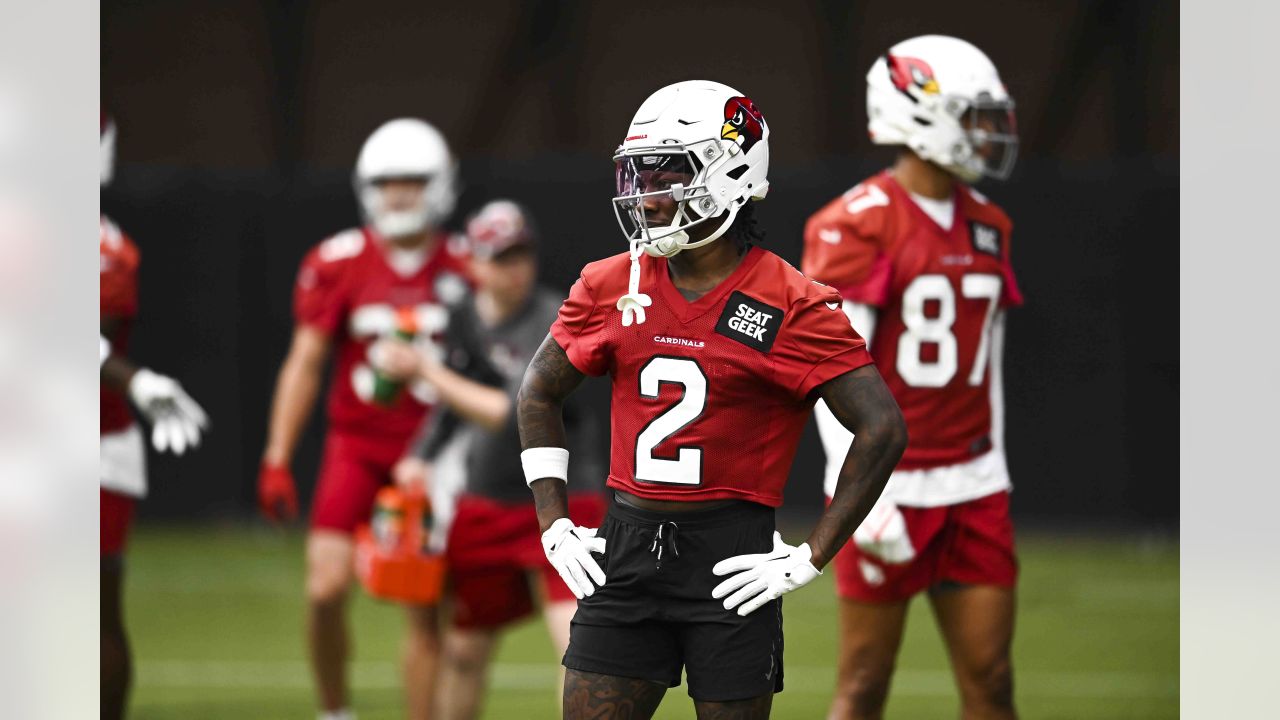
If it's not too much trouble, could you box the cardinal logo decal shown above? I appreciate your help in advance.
[721,96,766,153]
[886,53,940,99]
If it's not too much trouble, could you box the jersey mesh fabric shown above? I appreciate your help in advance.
[803,171,1022,470]
[100,216,139,435]
[292,226,471,442]
[551,245,872,507]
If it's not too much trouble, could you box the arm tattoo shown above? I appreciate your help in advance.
[563,669,666,720]
[804,364,908,569]
[518,334,588,532]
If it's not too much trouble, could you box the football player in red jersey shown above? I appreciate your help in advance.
[516,80,907,720]
[100,113,209,720]
[258,118,469,720]
[802,36,1023,720]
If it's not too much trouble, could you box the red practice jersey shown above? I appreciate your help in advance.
[551,245,873,507]
[293,227,471,442]
[101,216,139,435]
[803,172,1022,471]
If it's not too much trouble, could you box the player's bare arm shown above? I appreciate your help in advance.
[517,333,586,532]
[263,325,331,467]
[805,364,908,569]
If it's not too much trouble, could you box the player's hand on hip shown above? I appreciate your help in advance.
[392,456,432,494]
[541,517,607,600]
[853,496,916,564]
[367,337,421,382]
[257,462,299,522]
[127,368,210,455]
[712,531,822,616]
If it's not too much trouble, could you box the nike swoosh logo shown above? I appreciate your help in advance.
[825,302,840,311]
[818,228,842,245]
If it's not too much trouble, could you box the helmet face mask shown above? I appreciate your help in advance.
[959,97,1018,180]
[612,145,727,255]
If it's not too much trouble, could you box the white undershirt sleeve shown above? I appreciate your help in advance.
[816,301,878,498]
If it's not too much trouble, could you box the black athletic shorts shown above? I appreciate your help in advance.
[562,494,784,702]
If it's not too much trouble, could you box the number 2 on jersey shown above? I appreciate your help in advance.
[634,356,707,485]
[897,273,1001,388]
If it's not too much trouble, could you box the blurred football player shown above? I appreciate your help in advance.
[802,36,1023,720]
[100,113,209,720]
[258,118,468,720]
[376,200,607,718]
[516,80,907,719]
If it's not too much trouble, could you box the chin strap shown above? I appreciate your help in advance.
[616,237,653,326]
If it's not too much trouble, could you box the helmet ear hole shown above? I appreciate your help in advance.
[724,165,748,180]
[912,116,933,127]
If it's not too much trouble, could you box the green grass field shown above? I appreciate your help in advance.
[125,525,1177,719]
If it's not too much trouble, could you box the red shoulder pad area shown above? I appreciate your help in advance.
[802,177,895,307]
[293,228,367,333]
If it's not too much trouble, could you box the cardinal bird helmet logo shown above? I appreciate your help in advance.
[721,96,766,153]
[886,53,940,98]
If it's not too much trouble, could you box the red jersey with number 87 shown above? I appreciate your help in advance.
[550,245,873,507]
[802,172,1022,471]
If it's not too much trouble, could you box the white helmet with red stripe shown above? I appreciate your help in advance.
[866,35,1017,182]
[354,118,458,238]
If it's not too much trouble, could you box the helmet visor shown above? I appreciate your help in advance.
[962,98,1018,180]
[612,149,713,245]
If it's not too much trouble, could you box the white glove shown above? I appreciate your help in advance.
[853,496,916,564]
[541,517,607,600]
[712,532,821,616]
[128,368,209,455]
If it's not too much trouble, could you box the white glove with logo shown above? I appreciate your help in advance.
[128,368,209,455]
[712,532,822,616]
[541,517,607,600]
[853,495,916,564]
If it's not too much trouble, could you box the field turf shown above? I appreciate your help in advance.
[125,525,1177,719]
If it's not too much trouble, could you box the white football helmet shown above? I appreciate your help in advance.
[101,111,116,186]
[867,35,1017,183]
[613,80,770,258]
[354,118,457,239]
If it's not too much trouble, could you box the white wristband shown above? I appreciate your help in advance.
[521,447,569,487]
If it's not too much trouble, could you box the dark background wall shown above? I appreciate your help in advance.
[101,0,1178,527]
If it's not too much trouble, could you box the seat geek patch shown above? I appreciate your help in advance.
[716,291,782,352]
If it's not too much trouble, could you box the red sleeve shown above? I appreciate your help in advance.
[773,292,874,400]
[802,198,892,307]
[100,235,139,318]
[549,274,610,376]
[293,247,347,334]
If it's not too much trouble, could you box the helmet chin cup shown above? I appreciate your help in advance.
[643,231,687,258]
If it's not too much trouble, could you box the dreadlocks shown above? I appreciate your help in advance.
[724,201,766,252]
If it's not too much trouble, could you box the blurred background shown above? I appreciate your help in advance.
[101,0,1178,717]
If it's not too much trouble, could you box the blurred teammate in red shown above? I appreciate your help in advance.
[381,200,607,718]
[258,118,469,720]
[803,36,1023,719]
[100,113,209,720]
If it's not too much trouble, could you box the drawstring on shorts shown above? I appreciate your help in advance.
[649,521,680,569]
